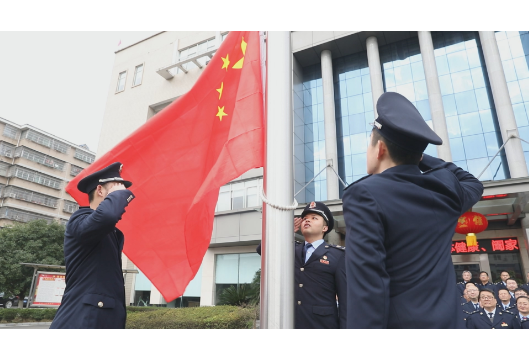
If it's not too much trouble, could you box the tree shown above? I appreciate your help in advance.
[0,220,65,307]
[218,269,261,307]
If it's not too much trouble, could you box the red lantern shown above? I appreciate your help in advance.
[455,211,488,247]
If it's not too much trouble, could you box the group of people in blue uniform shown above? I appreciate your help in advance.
[457,270,529,329]
[50,92,497,329]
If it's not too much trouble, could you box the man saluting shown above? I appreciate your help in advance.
[342,92,483,329]
[50,162,134,329]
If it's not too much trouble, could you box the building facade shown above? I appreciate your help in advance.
[0,117,96,227]
[100,31,529,307]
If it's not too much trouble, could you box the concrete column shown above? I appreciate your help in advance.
[366,36,384,117]
[479,31,529,178]
[520,218,529,276]
[418,31,452,162]
[320,50,339,200]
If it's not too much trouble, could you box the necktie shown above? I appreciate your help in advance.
[474,304,479,310]
[303,243,313,263]
[523,316,528,320]
[488,312,494,322]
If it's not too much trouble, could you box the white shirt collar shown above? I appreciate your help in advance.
[484,307,496,316]
[305,239,324,249]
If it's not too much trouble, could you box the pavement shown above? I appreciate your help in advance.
[0,322,51,329]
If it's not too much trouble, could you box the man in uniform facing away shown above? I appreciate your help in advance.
[342,92,483,329]
[50,162,134,329]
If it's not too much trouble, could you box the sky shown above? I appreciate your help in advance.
[0,31,159,153]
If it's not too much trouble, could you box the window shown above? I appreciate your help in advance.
[215,178,262,212]
[14,146,66,171]
[2,186,59,208]
[0,207,54,223]
[0,142,15,158]
[431,31,507,181]
[70,164,83,177]
[132,64,144,87]
[116,71,127,93]
[215,253,260,304]
[74,149,95,164]
[9,166,62,190]
[3,124,19,140]
[24,129,69,154]
[63,200,79,214]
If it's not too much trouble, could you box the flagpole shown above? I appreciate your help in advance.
[260,31,295,329]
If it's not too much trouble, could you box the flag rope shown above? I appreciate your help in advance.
[259,163,348,211]
[476,134,529,179]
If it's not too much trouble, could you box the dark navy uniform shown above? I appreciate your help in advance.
[466,309,520,329]
[457,281,475,296]
[343,92,483,329]
[256,202,346,329]
[476,282,495,290]
[462,301,481,314]
[522,283,529,292]
[495,281,508,293]
[520,316,529,329]
[293,241,346,329]
[50,162,134,329]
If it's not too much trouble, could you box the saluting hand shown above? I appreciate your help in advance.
[107,183,127,194]
[294,217,302,233]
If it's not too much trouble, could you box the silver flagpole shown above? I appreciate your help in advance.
[260,31,295,329]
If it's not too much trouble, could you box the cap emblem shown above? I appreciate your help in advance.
[119,164,123,174]
[373,120,382,130]
[309,201,316,209]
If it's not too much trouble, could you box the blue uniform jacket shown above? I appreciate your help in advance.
[256,241,347,329]
[476,282,495,290]
[520,317,529,329]
[466,308,520,329]
[457,281,475,296]
[50,190,134,329]
[462,301,481,314]
[343,154,483,329]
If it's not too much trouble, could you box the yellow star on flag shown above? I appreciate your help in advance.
[233,37,247,69]
[216,106,227,121]
[221,54,230,71]
[216,82,224,100]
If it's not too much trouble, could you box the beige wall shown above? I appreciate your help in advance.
[97,31,222,157]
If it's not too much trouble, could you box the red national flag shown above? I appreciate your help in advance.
[66,31,264,301]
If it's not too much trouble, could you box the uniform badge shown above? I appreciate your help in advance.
[320,259,329,265]
[119,164,123,173]
[323,255,327,260]
[501,322,508,327]
[309,201,316,209]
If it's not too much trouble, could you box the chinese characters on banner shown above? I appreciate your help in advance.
[451,238,520,254]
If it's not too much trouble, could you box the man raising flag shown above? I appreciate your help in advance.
[66,31,264,303]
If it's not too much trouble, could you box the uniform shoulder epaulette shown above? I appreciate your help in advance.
[503,310,515,316]
[457,281,464,285]
[328,244,345,251]
[470,310,480,315]
[343,174,372,191]
[421,167,443,175]
[295,240,303,245]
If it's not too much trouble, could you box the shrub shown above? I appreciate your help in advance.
[126,306,255,329]
[2,310,17,322]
